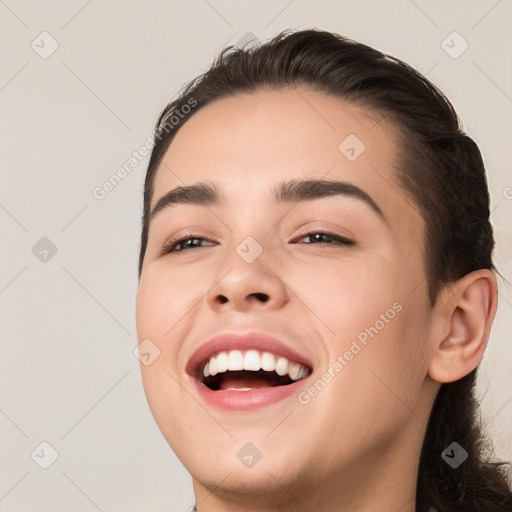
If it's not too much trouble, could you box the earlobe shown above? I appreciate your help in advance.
[428,270,498,384]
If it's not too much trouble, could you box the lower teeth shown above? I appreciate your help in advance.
[225,387,253,391]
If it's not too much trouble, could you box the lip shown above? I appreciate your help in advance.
[185,331,314,411]
[192,376,311,411]
[186,331,314,378]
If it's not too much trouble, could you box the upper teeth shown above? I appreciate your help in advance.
[203,350,309,381]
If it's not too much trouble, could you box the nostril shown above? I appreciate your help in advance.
[252,293,269,302]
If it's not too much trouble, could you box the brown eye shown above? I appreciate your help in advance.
[160,234,216,255]
[295,230,355,246]
[160,229,354,257]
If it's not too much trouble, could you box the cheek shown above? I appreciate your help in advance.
[136,267,201,338]
[316,311,427,461]
[288,253,397,336]
[135,273,195,403]
[298,258,427,421]
[136,278,194,449]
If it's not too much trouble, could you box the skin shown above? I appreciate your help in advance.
[135,87,497,512]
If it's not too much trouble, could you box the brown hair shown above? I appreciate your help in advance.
[138,28,512,511]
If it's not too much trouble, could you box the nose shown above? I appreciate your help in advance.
[206,241,289,313]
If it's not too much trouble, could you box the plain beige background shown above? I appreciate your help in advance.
[0,1,511,510]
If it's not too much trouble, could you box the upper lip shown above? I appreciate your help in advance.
[186,331,314,380]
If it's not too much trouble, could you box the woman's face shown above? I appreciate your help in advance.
[135,88,439,506]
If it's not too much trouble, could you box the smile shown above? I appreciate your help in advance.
[202,350,310,391]
[186,332,314,411]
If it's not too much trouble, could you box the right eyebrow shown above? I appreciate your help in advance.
[150,181,221,220]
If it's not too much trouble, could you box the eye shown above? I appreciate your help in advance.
[160,229,355,256]
[294,230,355,247]
[160,232,216,255]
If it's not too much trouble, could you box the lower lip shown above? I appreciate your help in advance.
[192,377,310,411]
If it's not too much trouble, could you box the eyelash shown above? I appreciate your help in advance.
[159,229,355,256]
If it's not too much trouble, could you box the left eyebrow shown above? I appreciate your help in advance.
[274,178,387,224]
[150,178,388,224]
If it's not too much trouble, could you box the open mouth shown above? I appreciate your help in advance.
[203,369,297,391]
[197,350,313,392]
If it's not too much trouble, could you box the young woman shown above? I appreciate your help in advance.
[135,29,512,511]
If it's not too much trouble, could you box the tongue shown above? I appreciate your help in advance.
[218,372,284,391]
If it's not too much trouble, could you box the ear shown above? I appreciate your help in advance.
[428,269,498,383]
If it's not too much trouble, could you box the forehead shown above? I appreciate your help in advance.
[150,88,418,231]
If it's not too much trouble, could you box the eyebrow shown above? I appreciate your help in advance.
[150,179,387,223]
